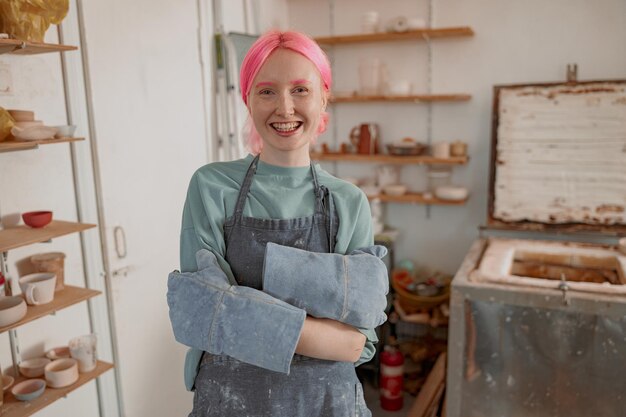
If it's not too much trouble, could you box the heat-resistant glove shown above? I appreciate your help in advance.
[167,249,306,374]
[262,243,389,329]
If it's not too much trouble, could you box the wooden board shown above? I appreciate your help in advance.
[408,352,447,417]
[0,39,77,55]
[369,193,468,206]
[314,27,474,45]
[0,221,96,252]
[0,286,101,334]
[330,94,471,103]
[310,152,468,165]
[0,361,113,417]
[0,137,84,153]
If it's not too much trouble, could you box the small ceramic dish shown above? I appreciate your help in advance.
[7,109,35,122]
[46,346,71,360]
[13,120,43,129]
[45,358,79,388]
[0,296,27,327]
[434,186,468,201]
[53,125,77,138]
[359,185,380,198]
[12,378,46,401]
[2,375,15,391]
[19,357,51,378]
[22,211,53,228]
[383,184,408,196]
[11,125,58,141]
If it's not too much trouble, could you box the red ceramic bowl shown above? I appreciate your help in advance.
[22,211,53,228]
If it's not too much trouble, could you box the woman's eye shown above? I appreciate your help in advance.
[293,87,308,94]
[258,89,273,95]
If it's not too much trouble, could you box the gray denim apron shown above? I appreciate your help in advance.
[190,155,371,417]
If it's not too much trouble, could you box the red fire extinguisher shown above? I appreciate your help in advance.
[380,345,404,411]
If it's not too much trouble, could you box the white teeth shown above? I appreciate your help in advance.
[272,122,301,131]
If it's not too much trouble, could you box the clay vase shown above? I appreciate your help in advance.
[30,252,66,292]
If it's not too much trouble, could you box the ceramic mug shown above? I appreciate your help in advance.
[432,142,450,159]
[69,334,97,373]
[18,273,56,306]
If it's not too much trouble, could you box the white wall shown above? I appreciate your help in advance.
[287,0,626,274]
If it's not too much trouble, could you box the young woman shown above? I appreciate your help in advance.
[168,30,389,417]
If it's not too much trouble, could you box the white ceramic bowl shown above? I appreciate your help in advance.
[53,125,77,138]
[45,358,79,388]
[11,125,58,141]
[12,378,46,401]
[434,186,469,201]
[19,357,51,378]
[0,296,27,328]
[383,184,408,196]
[2,375,15,391]
[359,185,380,198]
[46,346,71,360]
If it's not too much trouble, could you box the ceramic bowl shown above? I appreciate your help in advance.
[14,120,43,129]
[359,185,380,198]
[434,186,468,201]
[22,211,53,228]
[7,109,35,122]
[45,358,79,388]
[383,184,408,196]
[0,296,27,327]
[53,125,77,138]
[46,346,71,360]
[12,378,46,401]
[11,125,58,141]
[19,357,51,378]
[2,375,15,391]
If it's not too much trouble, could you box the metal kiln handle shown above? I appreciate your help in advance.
[558,273,570,306]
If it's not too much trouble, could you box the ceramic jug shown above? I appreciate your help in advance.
[350,123,379,154]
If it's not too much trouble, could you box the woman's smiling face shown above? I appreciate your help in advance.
[247,49,327,165]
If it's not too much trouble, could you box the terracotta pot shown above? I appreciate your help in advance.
[31,252,66,291]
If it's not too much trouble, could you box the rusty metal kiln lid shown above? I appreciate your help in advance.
[488,79,626,235]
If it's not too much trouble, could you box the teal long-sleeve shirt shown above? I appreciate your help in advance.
[179,154,378,391]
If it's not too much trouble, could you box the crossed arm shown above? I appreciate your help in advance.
[296,317,366,363]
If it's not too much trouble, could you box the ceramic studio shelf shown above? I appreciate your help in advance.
[0,285,101,334]
[310,152,468,165]
[0,220,96,253]
[0,39,77,55]
[0,361,114,417]
[368,192,467,205]
[0,137,84,153]
[329,94,471,103]
[314,26,474,45]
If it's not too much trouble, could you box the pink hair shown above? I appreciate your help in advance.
[239,30,332,155]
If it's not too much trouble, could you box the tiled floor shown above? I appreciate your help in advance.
[363,379,413,417]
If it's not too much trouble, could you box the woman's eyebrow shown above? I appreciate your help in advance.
[291,79,311,85]
[255,81,275,88]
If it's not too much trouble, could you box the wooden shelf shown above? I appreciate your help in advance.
[0,137,84,153]
[0,39,77,55]
[0,286,101,334]
[310,152,468,165]
[0,361,114,417]
[368,192,468,205]
[330,94,471,103]
[0,221,96,253]
[314,26,474,45]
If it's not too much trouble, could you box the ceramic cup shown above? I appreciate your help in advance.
[18,272,56,306]
[45,358,79,388]
[69,334,97,373]
[30,252,66,292]
[358,58,381,96]
[432,142,450,159]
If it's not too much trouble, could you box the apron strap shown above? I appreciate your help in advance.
[232,155,261,224]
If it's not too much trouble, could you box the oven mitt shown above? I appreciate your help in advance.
[262,243,389,329]
[167,249,306,374]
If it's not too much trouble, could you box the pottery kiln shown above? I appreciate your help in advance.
[446,79,626,417]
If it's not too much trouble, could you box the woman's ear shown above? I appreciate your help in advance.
[321,91,329,112]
